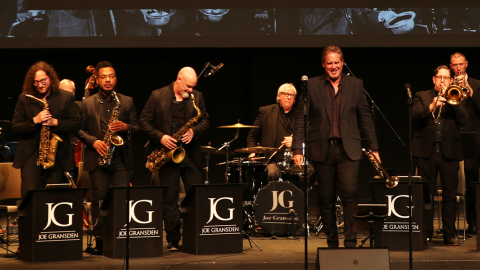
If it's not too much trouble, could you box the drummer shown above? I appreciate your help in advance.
[246,83,297,182]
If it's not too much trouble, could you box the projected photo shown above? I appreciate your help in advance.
[2,7,479,38]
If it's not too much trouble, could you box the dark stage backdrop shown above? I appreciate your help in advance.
[1,47,479,202]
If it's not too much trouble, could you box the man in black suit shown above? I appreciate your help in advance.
[450,52,480,235]
[139,67,209,251]
[247,83,296,182]
[78,61,140,255]
[292,45,379,248]
[11,61,80,199]
[412,65,468,246]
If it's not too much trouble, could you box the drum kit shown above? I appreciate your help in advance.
[198,121,320,239]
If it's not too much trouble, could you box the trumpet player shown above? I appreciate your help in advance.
[450,52,480,235]
[78,61,140,255]
[412,65,468,246]
[11,61,80,199]
[139,67,209,251]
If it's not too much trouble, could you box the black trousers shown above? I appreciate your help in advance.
[463,146,480,225]
[416,145,459,240]
[155,154,202,244]
[20,151,66,199]
[89,154,128,237]
[312,142,359,247]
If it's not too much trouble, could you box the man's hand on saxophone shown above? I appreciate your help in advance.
[181,128,194,144]
[32,110,51,125]
[93,140,108,156]
[161,134,178,150]
[109,120,127,132]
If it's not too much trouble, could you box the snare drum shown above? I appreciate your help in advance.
[288,161,315,175]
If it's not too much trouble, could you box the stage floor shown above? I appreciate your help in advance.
[1,227,480,270]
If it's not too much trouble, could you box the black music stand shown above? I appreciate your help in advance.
[353,204,387,248]
[0,120,10,162]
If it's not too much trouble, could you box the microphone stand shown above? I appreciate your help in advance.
[343,62,406,147]
[197,62,212,79]
[407,90,414,270]
[218,130,239,183]
[302,79,308,270]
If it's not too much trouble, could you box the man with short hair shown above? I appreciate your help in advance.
[11,61,80,199]
[450,52,480,235]
[139,67,209,251]
[292,45,380,248]
[412,65,468,246]
[78,61,140,255]
[247,83,297,182]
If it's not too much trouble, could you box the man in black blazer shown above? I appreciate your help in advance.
[11,61,80,199]
[292,45,379,248]
[412,65,468,246]
[77,61,140,255]
[450,52,480,235]
[247,83,296,182]
[139,67,209,251]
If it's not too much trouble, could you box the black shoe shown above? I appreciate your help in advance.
[444,238,460,246]
[344,240,357,248]
[167,242,179,251]
[467,223,477,235]
[91,239,103,255]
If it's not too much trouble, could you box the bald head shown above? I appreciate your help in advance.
[174,67,197,99]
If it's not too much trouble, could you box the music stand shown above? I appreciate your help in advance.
[353,204,387,248]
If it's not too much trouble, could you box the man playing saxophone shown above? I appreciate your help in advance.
[139,67,210,251]
[11,61,80,199]
[78,61,140,255]
[412,65,468,246]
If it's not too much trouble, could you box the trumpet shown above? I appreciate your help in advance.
[445,72,471,105]
[363,148,398,188]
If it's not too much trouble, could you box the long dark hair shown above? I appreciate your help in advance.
[22,61,60,96]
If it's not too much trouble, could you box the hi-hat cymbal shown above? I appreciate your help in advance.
[234,146,276,154]
[218,123,259,129]
[201,146,235,155]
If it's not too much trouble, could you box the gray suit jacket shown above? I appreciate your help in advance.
[292,73,378,162]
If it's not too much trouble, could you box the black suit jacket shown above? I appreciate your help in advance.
[247,104,292,148]
[11,90,80,170]
[139,83,210,169]
[411,89,468,160]
[461,76,480,145]
[292,74,378,162]
[77,92,140,171]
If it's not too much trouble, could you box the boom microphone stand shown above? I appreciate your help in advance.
[301,75,308,270]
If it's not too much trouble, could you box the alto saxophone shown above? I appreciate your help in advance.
[25,94,64,169]
[146,94,201,172]
[362,148,398,188]
[98,91,124,167]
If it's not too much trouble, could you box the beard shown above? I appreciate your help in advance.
[181,91,190,99]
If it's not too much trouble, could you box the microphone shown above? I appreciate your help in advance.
[302,75,308,91]
[289,208,297,217]
[404,83,412,100]
[206,63,224,77]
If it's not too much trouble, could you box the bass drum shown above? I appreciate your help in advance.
[254,181,304,236]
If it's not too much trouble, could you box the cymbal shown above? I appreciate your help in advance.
[200,146,235,155]
[234,146,276,154]
[218,123,259,129]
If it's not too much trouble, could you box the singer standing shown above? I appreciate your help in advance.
[292,45,379,248]
[246,83,297,182]
[77,61,141,255]
[139,67,210,251]
[412,65,468,246]
[450,52,480,235]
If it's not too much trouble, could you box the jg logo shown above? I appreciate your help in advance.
[270,190,294,211]
[387,195,414,218]
[206,197,234,224]
[128,200,154,224]
[44,202,74,230]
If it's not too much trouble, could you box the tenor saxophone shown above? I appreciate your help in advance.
[146,94,201,172]
[362,148,398,188]
[25,94,64,169]
[98,91,124,167]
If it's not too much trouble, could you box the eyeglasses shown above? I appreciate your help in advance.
[435,76,451,81]
[280,92,296,98]
[34,77,48,86]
